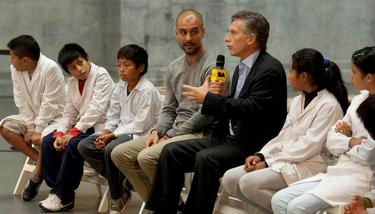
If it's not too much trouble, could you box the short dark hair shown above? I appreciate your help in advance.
[231,10,269,51]
[357,95,375,139]
[352,47,375,75]
[117,44,148,76]
[7,35,40,61]
[58,43,88,73]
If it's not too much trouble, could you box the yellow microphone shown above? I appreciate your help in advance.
[211,55,227,82]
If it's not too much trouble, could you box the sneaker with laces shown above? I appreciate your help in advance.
[22,179,42,201]
[39,194,74,212]
[38,193,56,206]
[110,191,132,214]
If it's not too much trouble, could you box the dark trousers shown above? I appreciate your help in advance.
[41,128,94,204]
[77,133,132,199]
[146,135,254,214]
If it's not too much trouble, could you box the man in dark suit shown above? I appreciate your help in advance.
[145,10,287,214]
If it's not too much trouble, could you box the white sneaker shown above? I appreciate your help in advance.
[38,193,57,206]
[109,191,132,214]
[39,193,74,212]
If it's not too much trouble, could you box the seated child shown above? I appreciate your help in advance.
[39,43,114,212]
[78,44,162,213]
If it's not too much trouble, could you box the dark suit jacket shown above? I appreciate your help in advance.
[201,51,287,151]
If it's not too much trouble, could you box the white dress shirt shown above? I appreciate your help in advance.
[104,77,162,138]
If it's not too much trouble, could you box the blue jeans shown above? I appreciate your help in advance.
[77,133,132,199]
[41,128,94,204]
[271,181,332,214]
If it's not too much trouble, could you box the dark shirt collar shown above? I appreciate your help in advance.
[303,87,323,108]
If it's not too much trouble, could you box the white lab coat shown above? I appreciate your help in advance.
[0,54,66,133]
[260,89,343,185]
[296,91,374,206]
[104,77,162,138]
[57,63,114,133]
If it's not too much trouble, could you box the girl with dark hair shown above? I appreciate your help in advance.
[222,48,348,213]
[344,95,375,214]
[272,46,375,214]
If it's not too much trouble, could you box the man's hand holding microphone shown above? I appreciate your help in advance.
[183,55,228,103]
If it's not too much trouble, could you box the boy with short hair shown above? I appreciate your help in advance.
[0,35,66,201]
[39,43,114,212]
[78,44,162,214]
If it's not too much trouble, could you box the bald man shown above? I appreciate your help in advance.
[111,8,215,204]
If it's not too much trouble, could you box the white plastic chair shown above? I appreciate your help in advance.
[13,157,110,213]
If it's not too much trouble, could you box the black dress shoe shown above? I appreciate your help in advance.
[22,179,42,201]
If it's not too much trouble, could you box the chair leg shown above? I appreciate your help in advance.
[98,186,110,213]
[138,201,146,214]
[13,157,35,195]
[96,183,103,198]
[213,184,229,214]
[13,169,31,195]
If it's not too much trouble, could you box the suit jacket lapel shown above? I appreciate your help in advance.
[230,66,239,97]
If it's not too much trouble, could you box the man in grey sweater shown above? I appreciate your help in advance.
[111,8,215,203]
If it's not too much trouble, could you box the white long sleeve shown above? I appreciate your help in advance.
[326,91,370,156]
[58,63,114,133]
[105,78,162,138]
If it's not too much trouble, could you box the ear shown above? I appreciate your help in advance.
[201,27,206,38]
[247,34,257,47]
[366,73,375,83]
[300,72,309,82]
[22,57,29,63]
[137,64,145,75]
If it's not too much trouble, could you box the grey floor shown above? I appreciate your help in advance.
[0,97,245,214]
[0,97,143,213]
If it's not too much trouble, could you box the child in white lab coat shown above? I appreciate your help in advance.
[0,35,66,201]
[38,43,114,212]
[344,95,375,214]
[221,48,349,213]
[271,46,375,214]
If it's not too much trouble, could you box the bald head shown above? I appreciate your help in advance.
[175,9,204,28]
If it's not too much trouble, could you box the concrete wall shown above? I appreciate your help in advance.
[1,0,374,96]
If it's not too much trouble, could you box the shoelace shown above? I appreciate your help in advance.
[111,200,121,211]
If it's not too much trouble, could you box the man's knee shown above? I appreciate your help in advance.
[111,144,136,167]
[137,147,160,167]
[196,149,218,169]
